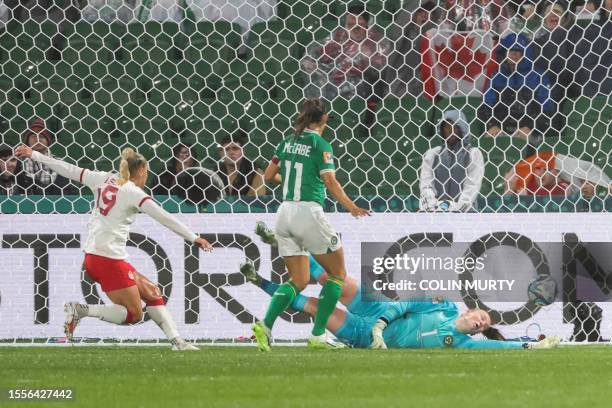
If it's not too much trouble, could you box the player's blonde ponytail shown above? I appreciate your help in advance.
[118,147,146,185]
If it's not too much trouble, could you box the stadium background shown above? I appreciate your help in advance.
[0,0,611,344]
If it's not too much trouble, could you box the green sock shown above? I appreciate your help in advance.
[312,275,344,336]
[263,281,300,329]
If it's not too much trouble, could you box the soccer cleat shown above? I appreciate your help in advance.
[239,260,259,284]
[307,334,345,350]
[171,337,199,351]
[531,335,561,349]
[255,221,277,247]
[63,302,81,341]
[252,321,272,352]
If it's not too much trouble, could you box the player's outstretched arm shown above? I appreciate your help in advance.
[140,199,212,252]
[321,171,370,217]
[15,145,89,184]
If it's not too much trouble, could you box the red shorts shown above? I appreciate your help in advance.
[84,253,138,292]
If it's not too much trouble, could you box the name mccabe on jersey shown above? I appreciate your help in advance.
[284,143,312,156]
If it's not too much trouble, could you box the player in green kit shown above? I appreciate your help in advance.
[252,98,370,351]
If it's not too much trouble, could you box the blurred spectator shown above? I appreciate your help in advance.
[384,0,437,97]
[300,4,390,101]
[20,119,75,195]
[216,135,266,198]
[572,10,612,96]
[3,0,81,23]
[420,110,484,212]
[83,0,186,22]
[504,151,610,196]
[0,144,25,196]
[151,143,199,196]
[479,33,554,142]
[187,0,276,33]
[584,0,612,21]
[533,1,581,132]
[0,2,8,30]
[81,0,139,23]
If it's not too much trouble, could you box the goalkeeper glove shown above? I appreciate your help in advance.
[529,335,561,349]
[370,319,388,349]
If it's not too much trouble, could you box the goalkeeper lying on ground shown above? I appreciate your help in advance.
[245,222,560,350]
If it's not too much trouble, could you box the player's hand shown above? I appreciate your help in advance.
[531,335,561,349]
[14,145,32,159]
[350,206,372,218]
[195,237,213,252]
[370,319,388,349]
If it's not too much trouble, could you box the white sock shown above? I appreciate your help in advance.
[147,305,180,340]
[76,304,128,325]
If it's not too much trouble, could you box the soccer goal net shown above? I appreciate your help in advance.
[0,0,610,345]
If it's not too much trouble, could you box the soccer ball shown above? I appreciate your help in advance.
[528,275,557,306]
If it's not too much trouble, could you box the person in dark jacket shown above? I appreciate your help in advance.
[0,144,26,196]
[480,33,554,142]
[216,135,266,198]
[20,118,75,195]
[533,1,581,132]
[151,143,199,196]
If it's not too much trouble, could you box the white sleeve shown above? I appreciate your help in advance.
[140,198,198,243]
[456,148,484,211]
[30,151,110,190]
[419,148,439,211]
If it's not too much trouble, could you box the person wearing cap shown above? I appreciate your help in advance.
[419,110,484,212]
[0,144,26,196]
[503,151,610,197]
[479,33,554,143]
[20,118,75,195]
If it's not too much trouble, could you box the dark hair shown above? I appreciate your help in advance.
[482,327,506,341]
[294,98,327,136]
[219,133,247,147]
[173,143,197,159]
[347,3,370,23]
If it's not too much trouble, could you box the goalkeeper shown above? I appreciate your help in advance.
[244,222,560,350]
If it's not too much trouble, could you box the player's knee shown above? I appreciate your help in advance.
[146,297,165,307]
[292,278,308,291]
[126,307,143,323]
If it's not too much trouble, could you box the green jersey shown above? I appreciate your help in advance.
[273,129,335,206]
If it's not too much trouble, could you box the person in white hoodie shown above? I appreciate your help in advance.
[419,110,484,212]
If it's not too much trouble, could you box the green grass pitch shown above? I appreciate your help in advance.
[1,346,611,408]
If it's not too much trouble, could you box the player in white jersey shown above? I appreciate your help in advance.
[15,145,212,351]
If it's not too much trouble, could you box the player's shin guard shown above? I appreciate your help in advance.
[77,304,129,324]
[146,300,180,341]
[312,275,344,336]
[262,281,300,330]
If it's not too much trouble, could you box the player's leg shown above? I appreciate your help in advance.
[135,271,197,351]
[309,249,347,343]
[252,254,308,352]
[64,256,142,339]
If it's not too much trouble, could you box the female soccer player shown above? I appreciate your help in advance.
[252,98,370,351]
[241,260,560,350]
[15,144,212,351]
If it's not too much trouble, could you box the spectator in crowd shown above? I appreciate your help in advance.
[0,144,25,196]
[151,143,199,196]
[504,151,610,197]
[572,2,612,96]
[300,4,390,101]
[20,118,75,195]
[420,110,484,212]
[216,135,266,198]
[187,0,277,34]
[384,0,437,97]
[3,0,81,23]
[479,33,554,143]
[533,0,581,132]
